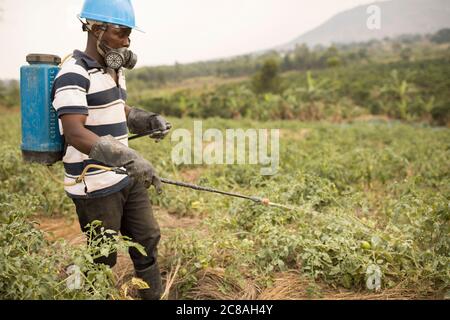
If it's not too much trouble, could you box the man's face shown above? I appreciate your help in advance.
[96,24,132,49]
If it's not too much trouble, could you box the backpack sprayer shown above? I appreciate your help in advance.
[19,53,294,211]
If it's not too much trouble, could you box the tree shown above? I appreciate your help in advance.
[252,59,282,94]
[358,48,368,60]
[293,44,311,70]
[282,53,293,71]
[322,46,341,68]
[327,56,341,68]
[431,28,450,44]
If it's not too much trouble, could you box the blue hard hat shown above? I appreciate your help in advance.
[79,0,143,32]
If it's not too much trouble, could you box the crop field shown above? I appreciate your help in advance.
[1,109,448,300]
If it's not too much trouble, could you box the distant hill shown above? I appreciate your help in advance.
[277,0,450,50]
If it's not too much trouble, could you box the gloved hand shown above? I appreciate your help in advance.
[89,135,163,193]
[127,107,172,141]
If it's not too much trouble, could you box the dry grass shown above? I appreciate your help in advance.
[188,267,259,300]
[258,271,319,300]
[185,269,443,300]
[161,260,182,300]
[322,286,440,300]
[33,213,444,301]
[258,271,442,300]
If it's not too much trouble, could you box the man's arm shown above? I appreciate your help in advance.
[60,114,100,155]
[61,111,163,193]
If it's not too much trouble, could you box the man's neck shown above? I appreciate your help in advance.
[85,46,106,68]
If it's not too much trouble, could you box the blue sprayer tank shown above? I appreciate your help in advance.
[20,54,63,165]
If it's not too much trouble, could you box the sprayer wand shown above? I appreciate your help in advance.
[109,168,294,211]
[127,129,295,210]
[161,178,295,210]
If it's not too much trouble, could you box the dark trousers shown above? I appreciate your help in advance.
[72,179,161,271]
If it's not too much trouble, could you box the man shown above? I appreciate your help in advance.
[51,0,171,300]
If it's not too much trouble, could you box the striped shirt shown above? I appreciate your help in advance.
[52,50,131,199]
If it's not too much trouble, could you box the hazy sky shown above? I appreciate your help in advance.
[0,0,379,79]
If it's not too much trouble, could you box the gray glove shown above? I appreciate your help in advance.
[89,135,162,193]
[127,107,172,141]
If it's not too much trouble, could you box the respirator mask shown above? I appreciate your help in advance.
[82,19,138,70]
[97,39,137,70]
